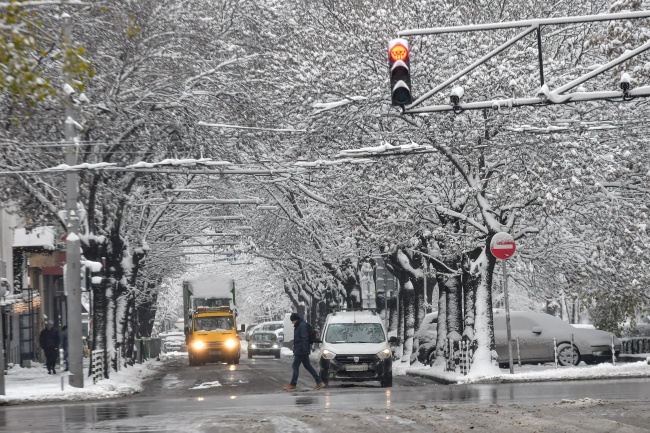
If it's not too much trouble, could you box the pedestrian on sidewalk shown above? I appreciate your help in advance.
[282,313,324,391]
[61,325,69,371]
[39,320,60,374]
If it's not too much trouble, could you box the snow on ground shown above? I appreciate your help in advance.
[0,352,186,406]
[395,354,650,384]
[1,350,648,405]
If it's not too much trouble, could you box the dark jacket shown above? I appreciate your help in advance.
[292,319,311,355]
[39,327,60,350]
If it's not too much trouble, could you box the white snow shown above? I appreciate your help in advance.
[12,226,56,249]
[396,355,650,384]
[0,353,186,405]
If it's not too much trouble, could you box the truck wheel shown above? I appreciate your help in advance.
[234,355,240,365]
[189,351,197,366]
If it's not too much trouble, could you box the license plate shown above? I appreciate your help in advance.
[209,350,221,355]
[346,364,368,371]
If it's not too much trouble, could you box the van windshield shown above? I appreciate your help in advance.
[325,323,385,344]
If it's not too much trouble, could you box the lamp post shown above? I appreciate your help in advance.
[0,279,7,395]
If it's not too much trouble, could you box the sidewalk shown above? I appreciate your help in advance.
[398,354,650,384]
[0,353,183,405]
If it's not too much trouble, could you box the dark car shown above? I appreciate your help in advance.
[247,332,281,359]
[493,311,621,367]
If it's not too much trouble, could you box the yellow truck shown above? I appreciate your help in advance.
[183,276,240,366]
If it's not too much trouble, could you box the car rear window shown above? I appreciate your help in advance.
[325,323,385,344]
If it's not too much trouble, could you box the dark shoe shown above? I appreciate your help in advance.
[282,385,296,390]
[314,382,325,390]
[64,368,69,371]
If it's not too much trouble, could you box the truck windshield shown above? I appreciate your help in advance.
[324,323,385,344]
[194,316,234,331]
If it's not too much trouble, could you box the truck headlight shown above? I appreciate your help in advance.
[321,349,336,360]
[225,339,237,349]
[377,348,391,359]
[192,341,205,350]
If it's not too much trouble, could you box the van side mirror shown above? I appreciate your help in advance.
[388,336,398,344]
[532,326,542,334]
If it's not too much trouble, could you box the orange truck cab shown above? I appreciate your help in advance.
[188,306,240,365]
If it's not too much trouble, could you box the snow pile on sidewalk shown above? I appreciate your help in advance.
[0,352,184,405]
[395,358,650,384]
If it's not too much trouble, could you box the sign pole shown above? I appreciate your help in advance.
[502,259,514,374]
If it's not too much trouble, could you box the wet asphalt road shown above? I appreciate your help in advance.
[1,353,650,432]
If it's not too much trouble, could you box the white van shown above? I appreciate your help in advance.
[317,310,395,387]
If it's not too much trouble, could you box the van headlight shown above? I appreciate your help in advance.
[321,349,336,360]
[225,339,237,349]
[377,348,391,359]
[192,341,205,350]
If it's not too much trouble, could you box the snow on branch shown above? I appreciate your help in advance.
[0,0,89,6]
[44,162,117,171]
[295,183,333,206]
[513,227,540,240]
[197,121,305,133]
[435,205,488,234]
[184,54,258,88]
[312,96,366,114]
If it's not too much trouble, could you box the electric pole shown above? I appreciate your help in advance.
[62,13,83,388]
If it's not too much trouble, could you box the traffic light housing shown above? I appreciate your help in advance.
[389,38,412,106]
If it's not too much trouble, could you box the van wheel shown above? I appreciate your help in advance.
[248,352,253,359]
[381,375,393,388]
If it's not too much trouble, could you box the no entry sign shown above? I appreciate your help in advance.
[490,232,516,260]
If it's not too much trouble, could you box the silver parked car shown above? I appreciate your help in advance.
[493,311,621,367]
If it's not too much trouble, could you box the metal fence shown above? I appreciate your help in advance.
[90,349,105,384]
[621,337,650,354]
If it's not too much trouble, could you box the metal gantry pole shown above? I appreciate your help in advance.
[63,14,83,388]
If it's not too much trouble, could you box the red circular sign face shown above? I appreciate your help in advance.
[390,44,409,62]
[490,232,516,260]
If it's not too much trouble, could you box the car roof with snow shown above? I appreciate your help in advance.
[325,310,383,324]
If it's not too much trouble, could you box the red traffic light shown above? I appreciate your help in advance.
[389,44,409,62]
[388,39,412,106]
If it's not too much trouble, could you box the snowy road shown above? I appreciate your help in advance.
[1,355,650,432]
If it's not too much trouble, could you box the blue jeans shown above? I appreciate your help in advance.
[291,354,321,386]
